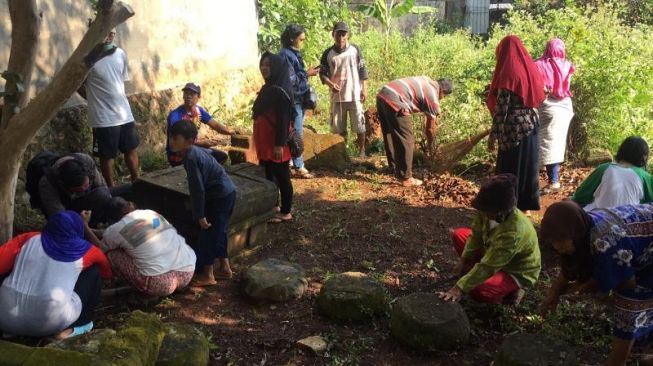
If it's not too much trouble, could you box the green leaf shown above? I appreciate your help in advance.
[409,6,437,15]
[390,0,415,18]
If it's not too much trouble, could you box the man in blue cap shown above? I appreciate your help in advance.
[166,82,235,166]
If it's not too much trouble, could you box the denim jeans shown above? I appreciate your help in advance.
[292,103,305,169]
[546,163,560,184]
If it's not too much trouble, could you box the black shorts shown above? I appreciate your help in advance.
[92,122,140,159]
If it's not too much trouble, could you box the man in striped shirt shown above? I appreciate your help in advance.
[376,77,453,186]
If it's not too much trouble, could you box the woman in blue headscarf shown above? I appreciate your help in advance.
[0,211,112,338]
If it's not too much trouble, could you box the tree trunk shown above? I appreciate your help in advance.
[0,0,135,242]
[0,0,40,132]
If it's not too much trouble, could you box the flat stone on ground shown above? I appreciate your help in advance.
[494,333,578,366]
[296,336,328,353]
[242,258,308,302]
[390,292,470,351]
[317,272,388,321]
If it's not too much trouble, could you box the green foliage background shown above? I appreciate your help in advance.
[257,0,653,164]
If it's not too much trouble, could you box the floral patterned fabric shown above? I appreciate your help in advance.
[589,204,653,340]
[490,89,540,152]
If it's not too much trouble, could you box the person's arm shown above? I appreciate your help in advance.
[319,48,340,93]
[207,119,234,136]
[489,89,511,152]
[460,214,484,262]
[424,114,438,153]
[636,169,653,203]
[274,95,291,147]
[185,157,206,222]
[355,45,369,102]
[38,176,66,218]
[80,210,102,247]
[81,245,113,280]
[0,232,40,275]
[541,273,570,315]
[456,230,519,292]
[77,79,87,99]
[319,48,331,85]
[571,163,610,205]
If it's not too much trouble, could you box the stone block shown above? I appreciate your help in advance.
[303,131,350,171]
[155,323,209,366]
[96,310,165,366]
[317,272,388,321]
[48,329,117,354]
[390,293,470,351]
[132,163,277,256]
[494,333,578,366]
[242,258,308,302]
[0,340,37,366]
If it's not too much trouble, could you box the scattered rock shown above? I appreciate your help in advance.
[303,131,350,171]
[242,258,308,302]
[494,333,578,366]
[390,293,470,351]
[583,148,613,166]
[317,272,388,321]
[296,336,328,353]
[156,323,209,366]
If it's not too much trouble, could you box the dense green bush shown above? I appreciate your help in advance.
[257,0,653,164]
[495,5,653,156]
[256,0,357,65]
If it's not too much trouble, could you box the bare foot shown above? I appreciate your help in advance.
[214,269,233,280]
[401,178,423,187]
[54,328,73,340]
[190,276,217,287]
[268,213,292,224]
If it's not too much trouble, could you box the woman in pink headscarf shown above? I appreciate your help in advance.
[535,38,576,194]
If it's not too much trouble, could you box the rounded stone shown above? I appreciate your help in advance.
[242,258,308,302]
[390,292,470,351]
[317,272,388,321]
[494,333,578,366]
[156,323,209,366]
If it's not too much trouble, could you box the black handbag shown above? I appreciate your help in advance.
[287,128,304,158]
[302,86,318,110]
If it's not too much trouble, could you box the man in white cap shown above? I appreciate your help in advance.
[79,29,140,188]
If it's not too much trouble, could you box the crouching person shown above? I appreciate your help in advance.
[541,201,653,366]
[440,174,541,304]
[0,211,112,338]
[100,198,196,297]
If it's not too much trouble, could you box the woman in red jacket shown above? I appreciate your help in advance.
[253,52,295,223]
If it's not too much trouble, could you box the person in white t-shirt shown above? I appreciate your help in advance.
[100,198,196,297]
[79,30,140,188]
[319,22,369,158]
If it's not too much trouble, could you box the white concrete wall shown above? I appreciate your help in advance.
[0,0,260,105]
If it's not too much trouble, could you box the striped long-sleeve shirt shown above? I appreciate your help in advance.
[377,76,441,118]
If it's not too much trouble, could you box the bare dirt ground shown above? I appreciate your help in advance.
[89,164,621,366]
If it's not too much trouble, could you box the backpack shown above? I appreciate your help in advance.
[26,151,61,209]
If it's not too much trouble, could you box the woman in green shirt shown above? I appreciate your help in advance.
[572,136,653,211]
[440,174,541,304]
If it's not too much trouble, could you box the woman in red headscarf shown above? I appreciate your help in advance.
[535,38,576,194]
[487,35,546,214]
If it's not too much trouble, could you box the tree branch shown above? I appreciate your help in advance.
[0,0,41,132]
[1,1,135,148]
